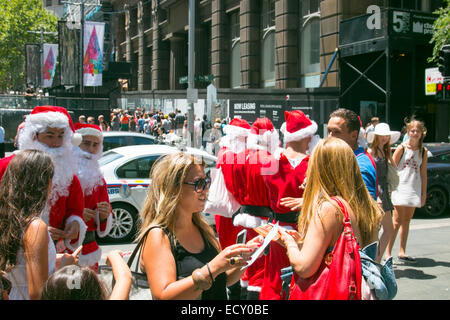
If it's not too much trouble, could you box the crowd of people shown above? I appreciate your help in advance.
[0,103,428,300]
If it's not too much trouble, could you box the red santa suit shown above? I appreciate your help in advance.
[74,123,113,272]
[0,106,87,253]
[232,117,281,298]
[259,110,319,300]
[214,118,251,250]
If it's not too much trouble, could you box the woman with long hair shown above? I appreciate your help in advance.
[367,123,400,262]
[387,118,428,263]
[0,150,56,299]
[279,138,382,294]
[138,152,258,300]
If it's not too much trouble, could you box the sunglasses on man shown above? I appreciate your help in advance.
[184,176,211,193]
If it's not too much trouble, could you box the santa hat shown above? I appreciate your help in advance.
[74,123,103,141]
[26,105,82,146]
[223,118,251,137]
[280,110,318,143]
[247,117,280,154]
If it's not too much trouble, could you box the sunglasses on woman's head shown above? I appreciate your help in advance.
[183,176,211,193]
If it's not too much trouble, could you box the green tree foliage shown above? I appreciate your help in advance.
[0,0,58,92]
[429,0,450,63]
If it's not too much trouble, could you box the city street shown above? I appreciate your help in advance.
[99,213,450,300]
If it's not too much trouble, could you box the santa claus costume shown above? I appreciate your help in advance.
[232,117,281,299]
[259,110,319,300]
[0,106,86,254]
[73,123,113,272]
[214,118,251,251]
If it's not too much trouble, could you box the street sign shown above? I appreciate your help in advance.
[425,67,443,96]
[187,88,198,104]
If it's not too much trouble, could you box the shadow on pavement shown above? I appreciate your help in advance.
[394,257,450,280]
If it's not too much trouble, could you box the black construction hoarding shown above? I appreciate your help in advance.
[229,100,314,129]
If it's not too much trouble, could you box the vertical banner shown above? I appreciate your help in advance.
[83,21,105,87]
[42,44,59,88]
[59,21,80,86]
[25,44,41,87]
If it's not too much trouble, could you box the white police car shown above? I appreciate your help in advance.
[100,144,217,243]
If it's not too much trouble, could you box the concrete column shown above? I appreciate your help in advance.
[275,0,299,88]
[240,0,260,88]
[211,0,229,88]
[151,1,169,90]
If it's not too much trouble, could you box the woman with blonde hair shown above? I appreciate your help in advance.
[367,123,400,262]
[279,137,383,298]
[387,118,427,263]
[138,152,258,300]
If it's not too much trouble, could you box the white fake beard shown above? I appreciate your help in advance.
[19,135,76,206]
[73,147,104,196]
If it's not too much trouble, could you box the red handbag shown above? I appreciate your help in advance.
[288,197,362,300]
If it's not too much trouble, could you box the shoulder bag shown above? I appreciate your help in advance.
[98,226,162,300]
[288,197,362,300]
[386,160,400,192]
[0,271,11,300]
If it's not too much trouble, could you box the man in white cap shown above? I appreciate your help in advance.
[260,110,319,300]
[73,123,113,272]
[0,106,86,253]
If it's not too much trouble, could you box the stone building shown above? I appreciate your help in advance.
[109,0,448,140]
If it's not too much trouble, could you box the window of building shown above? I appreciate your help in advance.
[299,0,321,88]
[261,0,275,88]
[387,0,443,11]
[230,11,241,89]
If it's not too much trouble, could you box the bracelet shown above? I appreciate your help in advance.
[192,268,212,291]
[205,263,214,284]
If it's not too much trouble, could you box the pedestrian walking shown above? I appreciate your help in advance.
[98,115,109,131]
[279,137,382,300]
[41,250,132,300]
[111,111,121,131]
[0,106,87,255]
[138,152,258,300]
[387,118,428,263]
[210,122,223,156]
[120,111,130,131]
[0,150,76,300]
[328,108,378,200]
[73,123,113,272]
[367,123,401,262]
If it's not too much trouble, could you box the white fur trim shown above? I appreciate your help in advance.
[72,132,82,146]
[281,120,318,144]
[223,124,250,137]
[247,130,280,155]
[63,215,87,252]
[79,247,102,267]
[76,127,103,140]
[233,213,268,229]
[247,286,262,292]
[240,279,249,288]
[96,213,113,238]
[26,111,69,132]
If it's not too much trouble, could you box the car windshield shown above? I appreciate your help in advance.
[99,151,124,166]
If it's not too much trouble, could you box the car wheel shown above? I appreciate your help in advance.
[423,187,448,217]
[104,202,138,243]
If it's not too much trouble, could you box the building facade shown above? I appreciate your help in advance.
[109,0,448,140]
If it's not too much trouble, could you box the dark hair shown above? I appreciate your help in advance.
[41,265,109,300]
[329,108,361,134]
[0,150,54,272]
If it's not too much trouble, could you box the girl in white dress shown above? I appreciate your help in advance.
[0,150,69,300]
[388,119,428,263]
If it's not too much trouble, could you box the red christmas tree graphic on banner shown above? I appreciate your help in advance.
[83,26,103,76]
[43,47,55,80]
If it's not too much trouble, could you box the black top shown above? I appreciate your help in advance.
[162,228,228,300]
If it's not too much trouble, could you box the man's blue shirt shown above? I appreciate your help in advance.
[354,147,377,200]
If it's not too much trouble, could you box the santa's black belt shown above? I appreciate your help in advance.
[83,231,96,245]
[270,211,299,224]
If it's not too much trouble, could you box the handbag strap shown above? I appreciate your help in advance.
[127,225,163,271]
[330,197,350,225]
